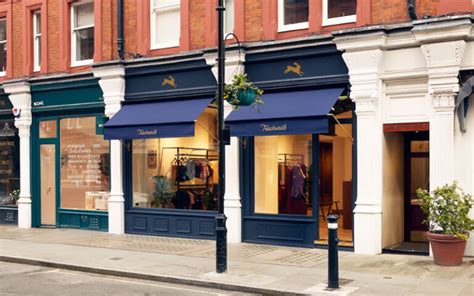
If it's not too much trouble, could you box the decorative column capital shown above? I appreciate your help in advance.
[3,79,32,129]
[93,63,126,118]
[432,90,456,111]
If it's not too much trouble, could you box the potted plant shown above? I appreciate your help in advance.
[9,189,20,206]
[223,73,264,109]
[416,182,473,266]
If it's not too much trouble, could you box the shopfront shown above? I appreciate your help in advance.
[104,57,219,239]
[228,43,356,248]
[0,89,19,224]
[30,75,110,230]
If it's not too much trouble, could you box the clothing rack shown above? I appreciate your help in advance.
[278,153,304,165]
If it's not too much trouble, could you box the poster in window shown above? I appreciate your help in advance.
[147,150,157,169]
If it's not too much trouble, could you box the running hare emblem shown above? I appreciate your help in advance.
[284,62,304,77]
[162,76,177,88]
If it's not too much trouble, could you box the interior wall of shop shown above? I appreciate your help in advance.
[382,132,404,248]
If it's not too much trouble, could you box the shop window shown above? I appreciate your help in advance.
[224,0,234,37]
[0,119,19,207]
[0,17,6,76]
[33,11,41,72]
[60,117,110,211]
[322,0,356,26]
[278,0,309,32]
[254,134,313,216]
[71,1,94,66]
[131,109,218,211]
[151,0,180,50]
[39,120,57,138]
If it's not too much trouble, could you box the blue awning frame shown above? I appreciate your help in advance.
[104,97,214,140]
[225,88,344,137]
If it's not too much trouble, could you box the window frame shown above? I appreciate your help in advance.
[33,11,41,72]
[277,0,309,33]
[224,0,234,38]
[150,0,181,50]
[322,0,357,27]
[0,17,7,77]
[70,1,95,67]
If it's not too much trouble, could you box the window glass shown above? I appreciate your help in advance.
[0,18,6,73]
[224,0,234,36]
[60,117,110,211]
[0,119,19,206]
[152,0,180,48]
[132,109,218,211]
[72,2,94,62]
[328,0,356,18]
[33,12,41,71]
[283,0,309,25]
[39,120,57,138]
[254,134,312,216]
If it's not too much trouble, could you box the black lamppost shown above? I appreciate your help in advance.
[215,0,227,274]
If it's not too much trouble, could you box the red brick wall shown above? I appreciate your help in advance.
[371,0,441,24]
[11,2,22,78]
[47,0,60,74]
[124,0,137,57]
[244,0,263,42]
[189,0,206,50]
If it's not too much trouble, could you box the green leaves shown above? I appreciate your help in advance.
[417,182,473,240]
[222,73,264,110]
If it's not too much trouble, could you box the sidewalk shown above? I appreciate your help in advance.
[0,226,472,295]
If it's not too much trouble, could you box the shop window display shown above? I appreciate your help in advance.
[132,108,218,211]
[60,117,110,211]
[254,134,312,216]
[0,119,19,206]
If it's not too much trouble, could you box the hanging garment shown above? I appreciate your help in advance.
[172,190,190,209]
[184,159,196,180]
[291,165,306,198]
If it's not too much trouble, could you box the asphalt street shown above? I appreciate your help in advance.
[0,262,257,296]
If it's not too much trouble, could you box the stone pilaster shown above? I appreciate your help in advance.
[93,64,126,234]
[4,80,32,229]
[336,32,386,254]
[205,50,245,243]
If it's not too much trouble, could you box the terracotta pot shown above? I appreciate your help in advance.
[427,232,467,266]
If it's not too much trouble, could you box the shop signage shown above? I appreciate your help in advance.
[161,76,177,89]
[95,116,106,135]
[260,124,288,132]
[137,129,158,136]
[284,62,304,77]
[0,119,19,203]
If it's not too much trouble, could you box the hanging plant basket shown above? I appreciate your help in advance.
[222,73,264,110]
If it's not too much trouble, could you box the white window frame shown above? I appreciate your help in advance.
[277,0,309,33]
[223,0,234,39]
[322,0,357,26]
[150,0,181,50]
[71,1,94,67]
[33,11,41,72]
[0,17,6,77]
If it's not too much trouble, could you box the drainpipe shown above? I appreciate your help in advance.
[117,0,124,60]
[408,0,417,20]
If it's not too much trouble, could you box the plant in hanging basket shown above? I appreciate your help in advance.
[222,73,264,109]
[416,182,473,266]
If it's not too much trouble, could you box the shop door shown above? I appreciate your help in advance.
[37,119,59,227]
[404,132,429,242]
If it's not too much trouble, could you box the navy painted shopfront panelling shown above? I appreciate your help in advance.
[122,56,218,239]
[125,56,216,101]
[59,210,108,231]
[0,207,17,225]
[125,209,216,239]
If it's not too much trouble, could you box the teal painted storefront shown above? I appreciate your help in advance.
[30,75,108,231]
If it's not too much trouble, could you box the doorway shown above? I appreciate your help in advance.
[384,131,429,254]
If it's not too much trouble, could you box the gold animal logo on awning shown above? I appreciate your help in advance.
[284,62,304,77]
[162,76,177,88]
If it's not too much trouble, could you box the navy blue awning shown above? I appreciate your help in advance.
[104,98,213,140]
[225,88,344,136]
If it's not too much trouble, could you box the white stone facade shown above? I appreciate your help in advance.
[335,15,474,255]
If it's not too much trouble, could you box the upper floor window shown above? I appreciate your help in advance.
[151,0,180,50]
[278,0,309,32]
[0,17,6,76]
[33,11,41,72]
[71,1,94,66]
[323,0,357,26]
[224,0,234,37]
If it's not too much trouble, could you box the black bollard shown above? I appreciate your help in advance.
[327,215,339,289]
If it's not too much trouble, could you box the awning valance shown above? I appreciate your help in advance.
[225,88,344,136]
[104,98,213,140]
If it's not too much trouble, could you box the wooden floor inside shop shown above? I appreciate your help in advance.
[315,216,353,247]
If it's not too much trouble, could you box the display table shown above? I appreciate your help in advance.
[85,191,109,210]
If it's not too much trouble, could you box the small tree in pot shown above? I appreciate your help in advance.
[416,182,473,266]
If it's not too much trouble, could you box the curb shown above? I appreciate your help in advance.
[0,255,309,296]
